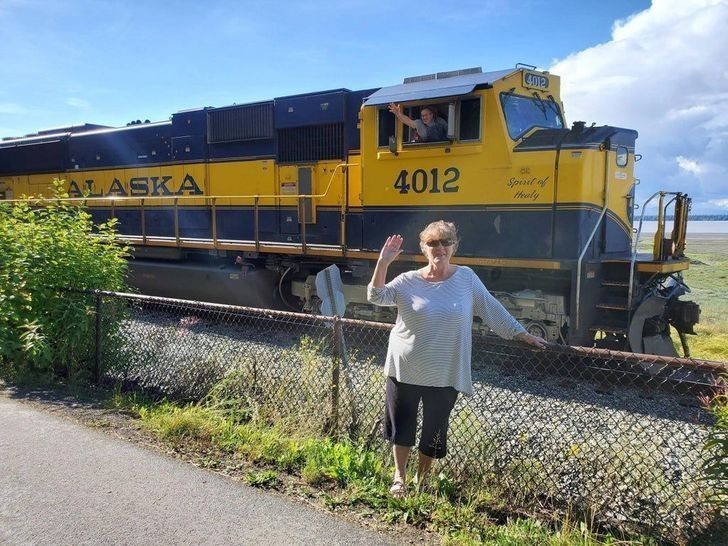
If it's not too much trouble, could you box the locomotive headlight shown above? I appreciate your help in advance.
[616,146,628,167]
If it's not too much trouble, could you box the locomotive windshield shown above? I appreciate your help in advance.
[500,92,563,139]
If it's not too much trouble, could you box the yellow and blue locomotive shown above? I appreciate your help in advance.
[0,65,700,355]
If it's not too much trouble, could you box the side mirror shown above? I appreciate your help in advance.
[447,102,456,139]
[388,135,398,154]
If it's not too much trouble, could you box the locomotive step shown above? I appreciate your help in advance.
[596,302,631,311]
[602,253,659,263]
[602,255,690,274]
[589,323,628,335]
[601,280,630,288]
[596,294,633,311]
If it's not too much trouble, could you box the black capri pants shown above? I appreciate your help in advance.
[383,376,459,458]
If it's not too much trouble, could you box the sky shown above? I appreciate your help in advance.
[1,0,727,213]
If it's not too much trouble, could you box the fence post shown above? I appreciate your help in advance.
[328,316,342,434]
[94,290,102,385]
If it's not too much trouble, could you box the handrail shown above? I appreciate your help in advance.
[254,196,260,251]
[4,162,357,254]
[300,195,307,254]
[574,150,611,331]
[211,197,218,247]
[173,197,180,245]
[628,191,683,310]
[140,198,146,245]
[1,162,358,205]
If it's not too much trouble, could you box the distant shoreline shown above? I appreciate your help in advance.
[685,232,728,240]
[642,217,728,221]
[639,232,727,240]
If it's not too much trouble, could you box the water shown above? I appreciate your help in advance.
[638,220,728,235]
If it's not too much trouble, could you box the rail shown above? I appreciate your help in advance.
[628,191,687,315]
[574,148,611,331]
[2,162,356,255]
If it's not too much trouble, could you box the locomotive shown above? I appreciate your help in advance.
[0,65,700,356]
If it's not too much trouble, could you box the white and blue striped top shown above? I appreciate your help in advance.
[367,266,525,396]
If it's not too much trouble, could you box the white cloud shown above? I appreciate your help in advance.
[550,0,728,214]
[66,97,90,109]
[0,103,26,114]
[676,156,704,175]
[708,198,728,209]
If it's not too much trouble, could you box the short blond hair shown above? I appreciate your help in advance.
[419,220,459,254]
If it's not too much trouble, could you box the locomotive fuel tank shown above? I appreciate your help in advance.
[128,259,282,309]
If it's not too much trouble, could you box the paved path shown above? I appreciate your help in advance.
[0,396,401,545]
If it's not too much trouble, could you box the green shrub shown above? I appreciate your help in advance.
[0,180,128,378]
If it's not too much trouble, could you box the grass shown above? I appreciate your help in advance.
[244,470,280,488]
[679,238,728,361]
[115,391,657,545]
[638,236,728,361]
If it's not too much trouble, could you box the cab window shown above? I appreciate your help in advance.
[402,103,448,144]
[377,97,482,147]
[377,107,396,147]
[458,98,481,141]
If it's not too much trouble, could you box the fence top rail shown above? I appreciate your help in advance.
[546,341,727,374]
[62,288,728,373]
[65,288,337,324]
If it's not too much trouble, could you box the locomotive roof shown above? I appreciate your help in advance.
[67,120,171,138]
[0,120,172,146]
[363,68,516,106]
[0,123,110,144]
[0,132,71,146]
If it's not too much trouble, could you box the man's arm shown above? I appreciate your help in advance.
[388,103,417,130]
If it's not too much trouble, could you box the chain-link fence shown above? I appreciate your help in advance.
[84,290,725,543]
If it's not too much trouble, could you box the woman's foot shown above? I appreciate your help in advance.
[389,479,406,499]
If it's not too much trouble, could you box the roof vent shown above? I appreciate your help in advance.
[404,66,481,84]
[403,73,437,84]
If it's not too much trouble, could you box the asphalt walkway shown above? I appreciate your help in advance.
[0,396,401,545]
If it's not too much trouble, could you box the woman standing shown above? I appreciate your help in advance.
[367,221,547,497]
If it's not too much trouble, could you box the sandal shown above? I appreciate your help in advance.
[389,479,406,499]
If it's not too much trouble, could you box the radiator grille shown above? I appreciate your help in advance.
[207,103,274,143]
[277,123,344,163]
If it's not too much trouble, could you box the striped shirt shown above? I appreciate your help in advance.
[367,266,525,396]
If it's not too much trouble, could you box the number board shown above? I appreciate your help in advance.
[523,71,549,90]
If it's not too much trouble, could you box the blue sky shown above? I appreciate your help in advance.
[2,0,727,213]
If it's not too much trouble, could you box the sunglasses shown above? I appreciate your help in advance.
[424,239,455,248]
